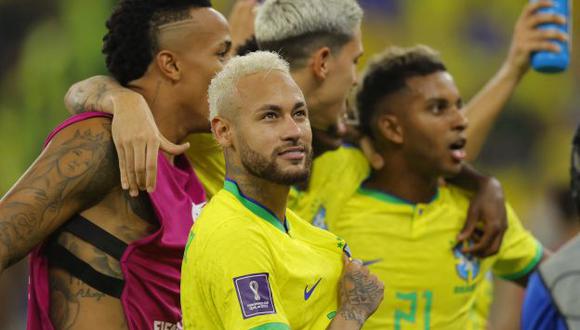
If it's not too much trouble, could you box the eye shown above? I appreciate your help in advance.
[429,101,448,114]
[263,112,278,120]
[293,109,307,118]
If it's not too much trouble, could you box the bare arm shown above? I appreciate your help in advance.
[64,76,127,115]
[0,117,118,274]
[327,257,384,330]
[63,76,188,196]
[464,1,567,161]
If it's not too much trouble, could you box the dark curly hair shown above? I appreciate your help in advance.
[103,0,212,86]
[356,45,447,140]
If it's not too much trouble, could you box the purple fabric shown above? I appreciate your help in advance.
[234,273,276,319]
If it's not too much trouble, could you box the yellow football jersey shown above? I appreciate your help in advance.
[287,145,370,227]
[330,185,542,330]
[186,133,226,198]
[181,179,346,330]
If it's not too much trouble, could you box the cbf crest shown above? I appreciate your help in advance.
[453,242,480,283]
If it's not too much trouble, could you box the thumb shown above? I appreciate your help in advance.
[160,134,190,155]
[342,253,351,265]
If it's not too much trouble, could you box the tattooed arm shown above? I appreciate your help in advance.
[64,76,188,197]
[0,117,118,274]
[327,257,384,330]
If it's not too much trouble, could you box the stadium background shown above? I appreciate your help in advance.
[0,0,578,328]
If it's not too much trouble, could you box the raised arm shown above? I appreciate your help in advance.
[464,1,568,161]
[0,117,117,274]
[64,76,188,196]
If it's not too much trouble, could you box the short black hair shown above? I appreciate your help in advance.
[571,125,580,215]
[258,32,352,69]
[356,45,447,139]
[103,0,212,86]
[236,35,259,56]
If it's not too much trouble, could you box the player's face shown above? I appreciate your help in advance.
[174,8,232,130]
[310,26,363,154]
[233,71,313,185]
[396,71,468,177]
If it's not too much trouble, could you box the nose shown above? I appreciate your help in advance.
[452,109,468,132]
[280,114,303,142]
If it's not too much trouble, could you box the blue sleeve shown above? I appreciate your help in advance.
[521,271,568,330]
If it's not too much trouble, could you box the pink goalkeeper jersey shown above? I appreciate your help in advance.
[27,112,206,330]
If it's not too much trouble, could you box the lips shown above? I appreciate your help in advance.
[278,146,306,161]
[449,138,467,162]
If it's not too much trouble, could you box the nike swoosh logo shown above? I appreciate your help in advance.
[362,259,382,266]
[304,278,322,301]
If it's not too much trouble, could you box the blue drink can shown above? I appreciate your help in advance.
[530,0,571,73]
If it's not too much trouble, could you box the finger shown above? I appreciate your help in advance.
[529,29,569,42]
[523,1,554,18]
[463,225,495,255]
[526,40,562,53]
[125,144,139,197]
[526,13,566,28]
[160,134,190,155]
[134,140,147,191]
[457,206,478,241]
[351,258,363,266]
[145,140,159,193]
[116,143,130,190]
[481,231,504,258]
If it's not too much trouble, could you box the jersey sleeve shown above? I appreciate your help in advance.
[185,133,226,198]
[208,223,290,330]
[492,204,543,280]
[315,146,371,229]
[521,272,568,330]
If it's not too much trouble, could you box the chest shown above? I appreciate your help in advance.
[272,232,343,328]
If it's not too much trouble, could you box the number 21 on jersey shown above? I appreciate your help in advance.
[394,290,433,330]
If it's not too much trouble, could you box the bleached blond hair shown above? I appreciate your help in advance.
[208,51,290,121]
[255,0,363,43]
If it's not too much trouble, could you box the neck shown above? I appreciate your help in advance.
[365,151,439,204]
[225,158,290,222]
[130,78,198,148]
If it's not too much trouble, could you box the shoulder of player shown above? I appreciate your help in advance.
[196,195,272,242]
[43,116,119,200]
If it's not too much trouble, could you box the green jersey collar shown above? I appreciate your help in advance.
[224,179,289,233]
[358,186,440,206]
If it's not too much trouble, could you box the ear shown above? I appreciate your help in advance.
[310,47,332,80]
[377,113,404,145]
[211,116,233,148]
[155,50,181,81]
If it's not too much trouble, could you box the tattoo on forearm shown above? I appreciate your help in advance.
[0,122,118,268]
[340,270,383,325]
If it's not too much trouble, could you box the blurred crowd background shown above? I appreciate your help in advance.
[0,0,579,328]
